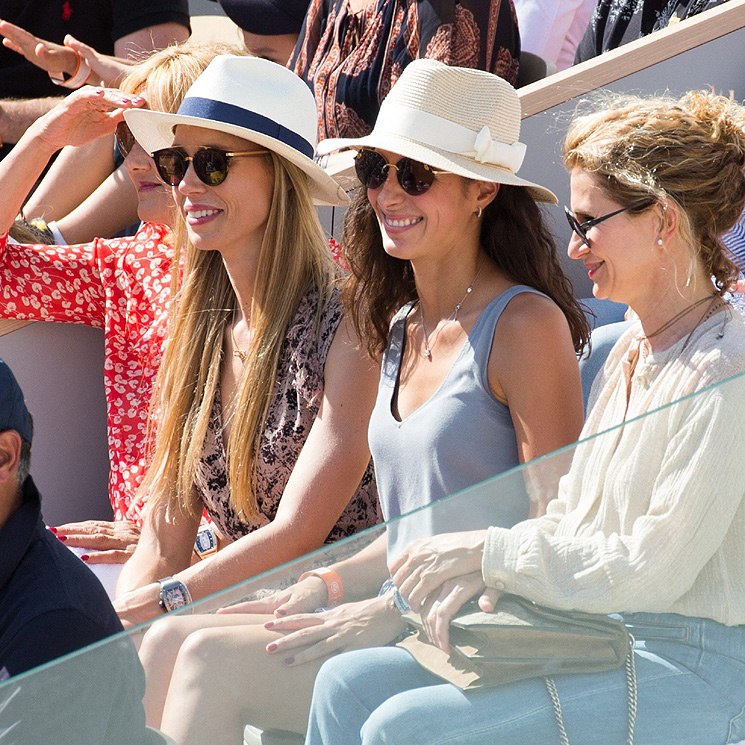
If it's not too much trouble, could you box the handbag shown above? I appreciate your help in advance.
[396,594,637,745]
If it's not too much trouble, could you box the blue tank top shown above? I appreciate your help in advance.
[369,285,543,561]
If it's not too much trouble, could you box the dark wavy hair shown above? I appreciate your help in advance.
[342,183,590,358]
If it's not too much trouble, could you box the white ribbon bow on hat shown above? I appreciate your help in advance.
[465,126,527,173]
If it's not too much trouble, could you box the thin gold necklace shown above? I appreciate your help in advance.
[230,318,248,364]
[419,259,486,359]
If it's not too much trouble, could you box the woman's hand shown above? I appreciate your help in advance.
[418,572,502,652]
[0,20,78,76]
[29,86,145,153]
[389,530,487,612]
[114,582,163,629]
[260,594,406,666]
[0,23,134,87]
[216,574,330,618]
[732,277,745,294]
[52,520,140,564]
[64,35,135,88]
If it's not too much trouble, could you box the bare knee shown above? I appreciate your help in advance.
[140,616,199,668]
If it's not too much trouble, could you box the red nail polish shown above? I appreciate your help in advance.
[49,526,58,534]
[266,642,277,652]
[57,535,67,542]
[264,621,275,630]
[80,554,89,562]
[284,657,295,666]
[275,609,286,617]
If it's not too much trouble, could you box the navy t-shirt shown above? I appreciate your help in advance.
[0,477,146,744]
[0,0,190,99]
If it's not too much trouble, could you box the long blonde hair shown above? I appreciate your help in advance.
[141,154,337,521]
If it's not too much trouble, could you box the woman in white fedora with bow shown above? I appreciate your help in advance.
[141,59,589,745]
[112,55,381,630]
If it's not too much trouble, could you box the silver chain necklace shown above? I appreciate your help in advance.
[419,259,486,359]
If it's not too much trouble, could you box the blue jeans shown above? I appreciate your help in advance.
[305,613,745,745]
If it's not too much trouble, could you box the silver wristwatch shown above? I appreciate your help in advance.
[158,576,193,613]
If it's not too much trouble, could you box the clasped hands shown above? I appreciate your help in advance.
[389,529,498,653]
[215,529,495,664]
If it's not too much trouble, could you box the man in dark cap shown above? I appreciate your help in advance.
[0,357,127,679]
[218,0,309,64]
[0,358,147,743]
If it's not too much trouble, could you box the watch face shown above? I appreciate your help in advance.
[164,587,185,609]
[195,528,217,554]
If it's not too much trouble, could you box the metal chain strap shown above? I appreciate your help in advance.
[544,634,637,745]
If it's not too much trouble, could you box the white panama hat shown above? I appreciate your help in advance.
[124,55,348,207]
[316,58,557,204]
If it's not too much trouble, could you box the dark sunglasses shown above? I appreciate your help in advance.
[564,202,652,247]
[151,146,270,187]
[354,148,447,196]
[115,120,135,158]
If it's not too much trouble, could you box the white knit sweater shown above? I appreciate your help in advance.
[483,309,745,625]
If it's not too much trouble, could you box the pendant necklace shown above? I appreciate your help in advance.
[420,258,486,359]
[230,317,248,364]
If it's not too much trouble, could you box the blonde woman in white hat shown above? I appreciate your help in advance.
[142,59,588,745]
[113,56,381,631]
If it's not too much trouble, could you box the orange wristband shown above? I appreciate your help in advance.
[298,568,343,606]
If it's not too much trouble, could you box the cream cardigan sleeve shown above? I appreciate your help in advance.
[482,377,745,620]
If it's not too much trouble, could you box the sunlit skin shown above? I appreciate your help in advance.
[123,140,174,226]
[172,124,275,264]
[241,30,299,66]
[567,168,714,350]
[367,147,495,267]
[566,169,668,308]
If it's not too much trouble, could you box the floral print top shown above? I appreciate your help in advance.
[195,285,381,542]
[291,0,520,141]
[0,222,173,525]
[574,0,727,63]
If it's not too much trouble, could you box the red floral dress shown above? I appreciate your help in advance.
[0,222,173,525]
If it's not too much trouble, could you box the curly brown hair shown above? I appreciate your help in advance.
[564,90,745,294]
[342,183,590,358]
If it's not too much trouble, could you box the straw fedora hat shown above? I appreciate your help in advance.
[124,56,348,206]
[316,58,556,204]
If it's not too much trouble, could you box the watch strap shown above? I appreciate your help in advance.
[194,524,218,558]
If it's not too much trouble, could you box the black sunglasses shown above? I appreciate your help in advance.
[354,148,447,196]
[564,202,652,247]
[151,146,270,187]
[115,120,135,158]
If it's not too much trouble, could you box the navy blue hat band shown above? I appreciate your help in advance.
[177,97,314,160]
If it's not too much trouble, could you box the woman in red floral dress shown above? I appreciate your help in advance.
[0,42,237,560]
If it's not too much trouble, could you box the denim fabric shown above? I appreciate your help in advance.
[305,613,745,745]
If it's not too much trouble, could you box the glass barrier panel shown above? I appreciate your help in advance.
[1,370,743,745]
